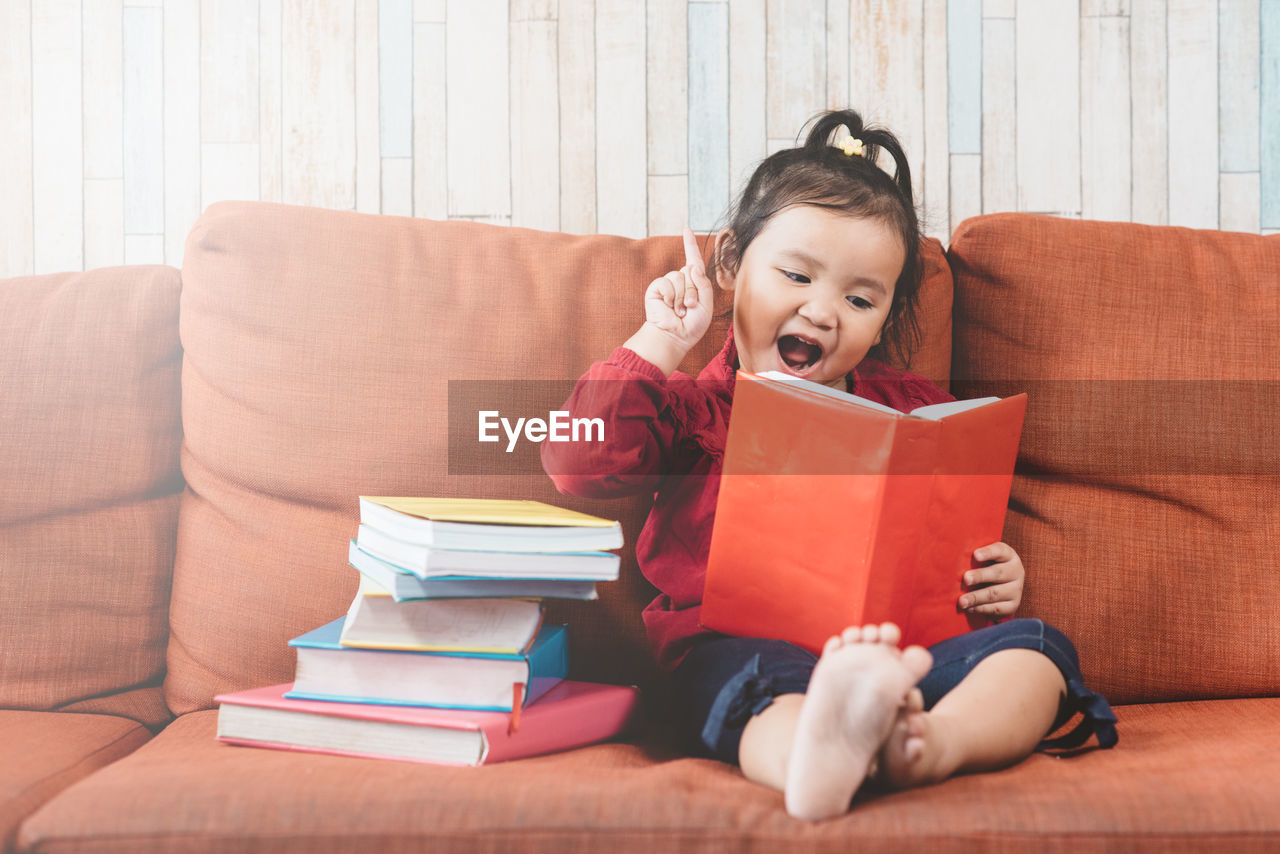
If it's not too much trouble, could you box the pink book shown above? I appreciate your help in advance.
[215,680,640,766]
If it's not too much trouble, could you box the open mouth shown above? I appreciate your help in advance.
[777,334,823,371]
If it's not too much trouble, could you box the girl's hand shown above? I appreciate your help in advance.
[958,542,1025,620]
[642,227,715,352]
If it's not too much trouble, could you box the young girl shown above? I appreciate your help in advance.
[542,109,1117,822]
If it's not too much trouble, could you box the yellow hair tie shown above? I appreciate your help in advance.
[840,136,865,157]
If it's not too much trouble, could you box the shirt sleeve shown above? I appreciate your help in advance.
[540,346,689,500]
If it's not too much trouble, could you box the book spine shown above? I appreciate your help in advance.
[523,624,570,705]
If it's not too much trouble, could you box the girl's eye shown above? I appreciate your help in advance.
[846,295,873,310]
[781,270,810,284]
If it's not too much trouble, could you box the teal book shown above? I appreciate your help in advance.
[286,618,568,712]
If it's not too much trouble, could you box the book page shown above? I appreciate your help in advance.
[755,371,902,415]
[909,397,1001,421]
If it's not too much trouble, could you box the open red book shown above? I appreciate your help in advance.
[701,370,1027,653]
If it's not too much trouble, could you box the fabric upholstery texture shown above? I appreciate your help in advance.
[948,214,1280,704]
[0,266,182,728]
[19,699,1280,853]
[166,201,954,715]
[0,711,150,854]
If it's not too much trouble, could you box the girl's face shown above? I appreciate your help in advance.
[716,205,904,390]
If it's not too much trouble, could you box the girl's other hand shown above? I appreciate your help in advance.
[958,542,1025,620]
[643,227,715,351]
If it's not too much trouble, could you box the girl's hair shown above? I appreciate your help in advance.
[710,108,923,367]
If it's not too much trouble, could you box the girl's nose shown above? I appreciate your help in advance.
[796,295,838,329]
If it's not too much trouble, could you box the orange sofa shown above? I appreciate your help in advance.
[3,202,1278,853]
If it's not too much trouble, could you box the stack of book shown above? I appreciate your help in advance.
[215,496,640,766]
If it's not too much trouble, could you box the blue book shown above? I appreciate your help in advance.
[286,617,568,712]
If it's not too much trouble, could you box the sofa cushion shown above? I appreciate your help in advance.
[0,266,183,729]
[948,214,1280,704]
[167,201,953,714]
[0,710,149,854]
[18,700,1280,853]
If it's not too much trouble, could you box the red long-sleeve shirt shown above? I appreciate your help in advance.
[542,326,954,670]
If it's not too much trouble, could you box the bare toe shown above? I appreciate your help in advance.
[900,645,933,682]
[860,623,880,643]
[841,625,863,645]
[878,623,902,646]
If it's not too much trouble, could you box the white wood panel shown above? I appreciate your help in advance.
[649,174,689,235]
[0,0,34,277]
[414,22,448,220]
[1220,173,1261,234]
[1130,0,1167,225]
[767,0,825,141]
[1167,0,1218,229]
[446,0,510,217]
[85,180,125,269]
[1081,0,1128,15]
[595,0,647,237]
[851,0,925,190]
[558,0,596,233]
[1015,0,1080,213]
[283,0,357,210]
[512,0,557,18]
[260,0,284,204]
[415,0,446,20]
[511,19,560,231]
[689,1,729,231]
[201,0,258,143]
[355,0,380,212]
[32,0,83,274]
[647,0,687,175]
[379,0,413,158]
[381,157,414,216]
[1219,0,1260,173]
[125,6,163,235]
[766,137,792,157]
[124,235,165,265]
[946,0,981,154]
[165,0,201,266]
[203,143,260,209]
[83,0,122,181]
[981,16,1016,214]
[1081,15,1131,222]
[922,0,949,241]
[983,0,1015,16]
[826,0,849,110]
[950,153,982,231]
[728,0,767,201]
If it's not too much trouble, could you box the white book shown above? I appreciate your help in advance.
[358,496,624,553]
[355,526,620,581]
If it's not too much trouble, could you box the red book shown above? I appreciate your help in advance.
[701,371,1027,653]
[215,680,640,766]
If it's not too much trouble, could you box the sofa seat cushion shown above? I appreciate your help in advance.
[947,214,1280,704]
[19,699,1280,853]
[0,711,149,854]
[168,201,955,715]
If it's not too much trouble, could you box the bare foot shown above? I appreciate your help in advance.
[783,624,933,821]
[878,691,959,789]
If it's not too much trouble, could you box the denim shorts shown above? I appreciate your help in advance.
[669,618,1118,766]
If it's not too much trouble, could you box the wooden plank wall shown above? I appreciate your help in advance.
[2,0,1277,277]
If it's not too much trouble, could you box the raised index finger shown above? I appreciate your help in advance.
[682,227,706,277]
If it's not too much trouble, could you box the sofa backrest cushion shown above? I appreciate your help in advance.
[167,201,953,713]
[948,213,1280,704]
[0,266,182,729]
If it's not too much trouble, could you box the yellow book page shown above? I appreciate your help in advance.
[360,496,619,528]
